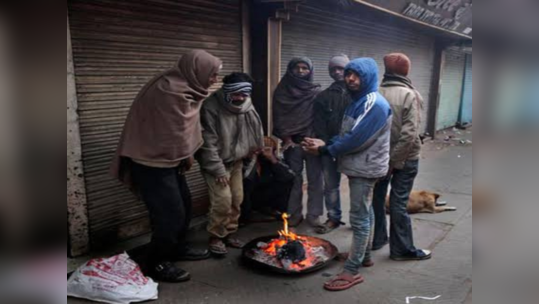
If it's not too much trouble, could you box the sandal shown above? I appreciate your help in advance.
[209,238,228,256]
[324,272,365,292]
[224,237,246,249]
[316,220,344,235]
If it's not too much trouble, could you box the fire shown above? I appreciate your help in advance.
[261,213,319,271]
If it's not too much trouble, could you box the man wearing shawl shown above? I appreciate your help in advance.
[303,58,392,291]
[272,57,324,228]
[196,73,264,257]
[111,50,222,283]
[371,53,432,262]
[313,54,352,235]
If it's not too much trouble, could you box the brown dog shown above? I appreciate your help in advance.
[386,191,457,214]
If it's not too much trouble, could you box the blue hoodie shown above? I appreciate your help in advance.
[323,58,393,178]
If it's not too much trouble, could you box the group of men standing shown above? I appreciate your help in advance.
[111,49,431,291]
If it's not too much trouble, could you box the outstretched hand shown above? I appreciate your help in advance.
[301,138,326,156]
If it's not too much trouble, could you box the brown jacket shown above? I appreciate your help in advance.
[379,77,423,170]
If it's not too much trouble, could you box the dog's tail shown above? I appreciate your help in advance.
[435,206,457,213]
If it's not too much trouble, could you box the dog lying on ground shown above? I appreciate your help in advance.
[386,191,457,214]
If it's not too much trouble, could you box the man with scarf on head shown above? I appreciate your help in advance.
[313,54,352,235]
[273,57,323,228]
[303,58,392,291]
[197,73,264,257]
[371,53,432,261]
[111,50,222,283]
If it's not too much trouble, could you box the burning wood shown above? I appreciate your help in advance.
[246,213,333,272]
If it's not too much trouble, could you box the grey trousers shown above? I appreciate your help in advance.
[283,145,324,220]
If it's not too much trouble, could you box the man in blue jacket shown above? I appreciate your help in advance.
[303,58,392,291]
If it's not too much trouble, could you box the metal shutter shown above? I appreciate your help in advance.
[280,2,436,132]
[459,54,472,125]
[437,48,466,130]
[68,0,243,247]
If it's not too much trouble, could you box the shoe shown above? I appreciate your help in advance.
[176,247,211,261]
[315,220,344,234]
[362,259,375,268]
[391,250,432,261]
[148,262,191,283]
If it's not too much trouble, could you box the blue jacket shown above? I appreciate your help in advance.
[323,58,393,178]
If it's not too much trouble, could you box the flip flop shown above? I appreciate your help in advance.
[324,273,365,292]
[209,238,228,257]
[224,237,246,249]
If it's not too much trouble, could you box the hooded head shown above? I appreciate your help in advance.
[177,49,222,90]
[384,53,411,77]
[344,58,379,99]
[287,57,314,81]
[328,54,350,82]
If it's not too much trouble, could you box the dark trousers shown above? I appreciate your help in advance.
[373,159,419,257]
[130,162,192,267]
[241,173,293,221]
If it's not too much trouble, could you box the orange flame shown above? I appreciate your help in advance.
[277,213,299,241]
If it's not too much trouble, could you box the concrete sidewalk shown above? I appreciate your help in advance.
[69,129,472,304]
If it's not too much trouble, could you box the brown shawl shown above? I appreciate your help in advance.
[111,50,222,186]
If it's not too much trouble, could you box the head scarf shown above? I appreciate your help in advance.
[272,57,321,140]
[328,54,350,71]
[222,82,253,104]
[111,50,222,187]
[384,53,411,77]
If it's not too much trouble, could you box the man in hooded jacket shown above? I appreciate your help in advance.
[303,58,392,291]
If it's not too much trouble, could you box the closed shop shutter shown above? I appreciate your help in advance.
[437,48,466,130]
[280,2,436,133]
[68,0,243,247]
[459,54,472,125]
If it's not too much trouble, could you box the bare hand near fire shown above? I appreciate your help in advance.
[216,176,230,187]
[301,138,326,155]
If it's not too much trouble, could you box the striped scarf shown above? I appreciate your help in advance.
[223,82,252,103]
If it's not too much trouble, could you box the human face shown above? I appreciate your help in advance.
[229,92,250,105]
[345,70,361,92]
[209,72,219,87]
[293,62,311,78]
[330,67,345,82]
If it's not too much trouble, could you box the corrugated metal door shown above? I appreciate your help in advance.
[437,48,466,130]
[459,54,472,125]
[68,0,243,247]
[280,2,436,133]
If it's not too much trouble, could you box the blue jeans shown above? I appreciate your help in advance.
[321,155,342,223]
[344,177,376,275]
[373,159,420,257]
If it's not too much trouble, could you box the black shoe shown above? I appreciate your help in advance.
[148,262,191,283]
[371,241,388,251]
[391,250,432,261]
[176,247,211,261]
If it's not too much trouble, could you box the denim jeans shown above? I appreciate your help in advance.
[373,159,420,257]
[344,177,376,275]
[321,155,342,223]
[283,145,324,220]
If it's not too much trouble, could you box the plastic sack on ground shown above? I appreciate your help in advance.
[67,253,158,304]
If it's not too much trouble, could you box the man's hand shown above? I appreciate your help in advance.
[216,176,230,187]
[301,138,326,156]
[180,156,195,174]
[259,147,278,164]
[282,137,296,151]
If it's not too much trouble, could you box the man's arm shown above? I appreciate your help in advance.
[324,105,389,157]
[197,107,227,178]
[390,91,420,169]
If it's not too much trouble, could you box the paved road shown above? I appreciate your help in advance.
[69,131,473,304]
